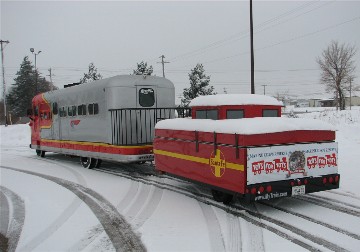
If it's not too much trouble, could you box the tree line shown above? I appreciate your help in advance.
[1,40,358,124]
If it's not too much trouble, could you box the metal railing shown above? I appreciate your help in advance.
[110,107,191,145]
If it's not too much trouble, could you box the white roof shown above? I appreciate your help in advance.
[155,117,335,135]
[189,94,283,107]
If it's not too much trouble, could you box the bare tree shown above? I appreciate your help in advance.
[317,41,357,110]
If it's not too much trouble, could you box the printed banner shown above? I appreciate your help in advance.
[247,142,338,185]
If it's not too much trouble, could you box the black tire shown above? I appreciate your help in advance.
[80,157,96,169]
[211,189,233,205]
[94,159,102,168]
[36,149,45,158]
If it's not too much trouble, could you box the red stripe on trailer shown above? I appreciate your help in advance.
[33,139,153,155]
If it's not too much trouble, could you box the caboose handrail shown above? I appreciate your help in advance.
[109,107,191,146]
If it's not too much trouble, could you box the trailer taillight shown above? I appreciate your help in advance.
[329,177,334,183]
[297,180,302,186]
[322,177,327,184]
[251,188,257,195]
[290,181,295,186]
[335,175,339,183]
[304,179,308,185]
[258,186,265,194]
[266,185,272,193]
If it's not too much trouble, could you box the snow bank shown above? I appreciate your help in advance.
[0,124,30,147]
[189,94,283,107]
[155,117,336,135]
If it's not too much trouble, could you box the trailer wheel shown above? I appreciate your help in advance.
[36,149,45,158]
[94,159,102,168]
[211,189,233,205]
[80,157,96,169]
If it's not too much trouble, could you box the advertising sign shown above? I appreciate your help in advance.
[247,142,338,185]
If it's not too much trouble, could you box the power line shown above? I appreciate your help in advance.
[169,0,329,63]
[203,15,360,65]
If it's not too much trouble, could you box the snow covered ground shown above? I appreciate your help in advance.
[1,107,360,251]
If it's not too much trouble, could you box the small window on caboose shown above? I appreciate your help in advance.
[78,104,87,115]
[139,88,155,107]
[227,110,244,119]
[263,109,278,117]
[196,110,218,120]
[52,102,58,115]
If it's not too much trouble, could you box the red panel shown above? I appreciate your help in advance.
[154,137,247,194]
[37,139,153,156]
[156,129,335,147]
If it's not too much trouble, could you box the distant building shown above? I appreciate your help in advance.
[345,96,360,106]
[308,96,360,107]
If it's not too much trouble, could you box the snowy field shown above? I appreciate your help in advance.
[1,107,360,251]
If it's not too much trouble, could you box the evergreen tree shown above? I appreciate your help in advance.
[80,62,103,83]
[181,63,215,106]
[6,56,53,117]
[133,61,153,76]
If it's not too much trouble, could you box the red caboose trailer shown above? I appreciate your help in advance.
[154,94,339,203]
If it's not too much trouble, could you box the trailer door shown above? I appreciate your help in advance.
[136,86,157,144]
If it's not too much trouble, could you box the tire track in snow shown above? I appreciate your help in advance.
[295,195,360,217]
[226,213,242,252]
[0,190,10,237]
[18,156,90,250]
[96,167,165,230]
[70,181,141,251]
[306,194,360,210]
[243,203,265,252]
[192,187,225,252]
[260,201,360,240]
[0,186,25,252]
[132,185,164,229]
[326,190,360,201]
[1,166,146,252]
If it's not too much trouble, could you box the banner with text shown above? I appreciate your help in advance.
[247,142,338,185]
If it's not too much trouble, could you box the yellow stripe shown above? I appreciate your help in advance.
[154,149,244,172]
[41,138,152,149]
[154,149,209,164]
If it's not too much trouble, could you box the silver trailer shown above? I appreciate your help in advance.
[31,75,176,167]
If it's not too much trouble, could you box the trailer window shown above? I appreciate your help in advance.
[227,110,244,119]
[263,109,278,117]
[139,88,155,107]
[68,106,73,116]
[34,106,39,116]
[52,102,58,115]
[59,107,67,117]
[88,103,99,115]
[78,104,87,115]
[196,110,218,120]
[94,103,99,114]
[68,106,76,117]
[72,106,77,116]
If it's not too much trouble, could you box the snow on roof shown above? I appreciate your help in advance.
[156,117,335,135]
[189,94,283,107]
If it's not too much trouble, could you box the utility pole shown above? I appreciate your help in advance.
[30,48,41,94]
[250,0,255,94]
[261,84,267,95]
[158,55,170,78]
[1,39,9,126]
[47,68,54,91]
[349,78,352,110]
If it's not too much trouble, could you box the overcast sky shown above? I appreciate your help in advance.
[1,0,360,101]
